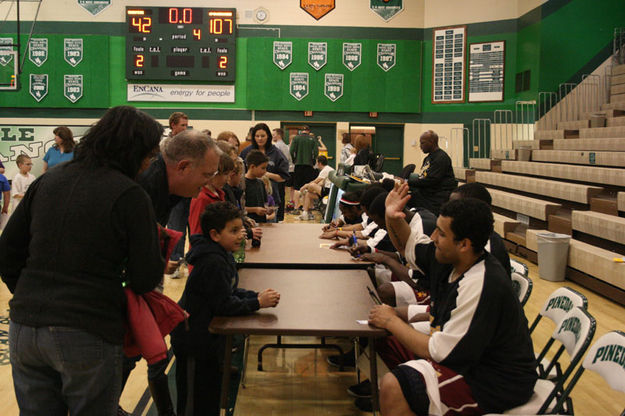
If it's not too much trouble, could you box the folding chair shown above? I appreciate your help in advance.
[529,287,588,380]
[511,272,533,307]
[510,258,529,277]
[529,287,588,335]
[549,330,625,415]
[503,307,596,414]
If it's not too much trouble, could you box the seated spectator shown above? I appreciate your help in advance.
[244,150,270,223]
[370,183,536,415]
[407,130,457,216]
[295,155,334,221]
[171,202,280,416]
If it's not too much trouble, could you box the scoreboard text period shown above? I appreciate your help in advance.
[126,7,236,82]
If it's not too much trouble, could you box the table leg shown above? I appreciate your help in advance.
[219,335,233,416]
[369,336,379,416]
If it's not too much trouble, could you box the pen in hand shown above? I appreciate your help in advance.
[367,286,382,305]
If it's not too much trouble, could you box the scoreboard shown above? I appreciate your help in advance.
[125,7,236,82]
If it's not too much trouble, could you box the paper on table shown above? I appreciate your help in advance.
[319,243,332,248]
[356,320,368,325]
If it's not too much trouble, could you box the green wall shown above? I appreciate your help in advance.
[1,0,624,123]
[246,37,421,113]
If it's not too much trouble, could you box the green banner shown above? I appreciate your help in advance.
[0,38,14,66]
[324,73,343,102]
[343,43,361,71]
[77,0,111,16]
[308,42,327,71]
[290,72,309,101]
[377,43,396,71]
[273,41,292,70]
[29,74,48,102]
[64,38,83,67]
[29,38,48,67]
[64,74,83,103]
[370,0,403,21]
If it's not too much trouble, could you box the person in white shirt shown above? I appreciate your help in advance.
[272,128,294,221]
[11,155,36,212]
[297,155,334,221]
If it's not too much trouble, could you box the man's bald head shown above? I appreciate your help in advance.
[419,130,439,154]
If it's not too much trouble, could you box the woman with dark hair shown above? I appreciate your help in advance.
[240,123,290,217]
[353,134,375,167]
[42,125,76,172]
[0,105,165,416]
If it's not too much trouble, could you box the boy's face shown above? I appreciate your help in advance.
[229,170,241,186]
[210,172,230,189]
[210,217,244,252]
[19,159,33,173]
[248,162,268,178]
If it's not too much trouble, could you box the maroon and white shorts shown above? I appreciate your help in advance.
[391,359,483,416]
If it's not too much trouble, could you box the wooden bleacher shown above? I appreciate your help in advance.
[482,62,625,306]
[525,229,625,300]
[579,125,625,138]
[488,188,561,222]
[553,138,625,151]
[468,158,500,171]
[531,150,625,167]
[493,212,519,235]
[475,171,603,204]
[500,160,625,187]
[452,166,475,182]
[572,210,625,246]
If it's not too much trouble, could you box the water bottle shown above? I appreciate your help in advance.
[234,238,246,263]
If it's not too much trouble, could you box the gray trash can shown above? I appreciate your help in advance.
[537,232,571,281]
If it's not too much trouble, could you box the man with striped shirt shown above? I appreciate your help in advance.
[368,183,536,415]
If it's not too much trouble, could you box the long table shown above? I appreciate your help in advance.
[242,223,373,269]
[209,268,387,415]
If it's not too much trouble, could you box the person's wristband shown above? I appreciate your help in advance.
[338,227,343,231]
[374,248,379,253]
[335,230,339,238]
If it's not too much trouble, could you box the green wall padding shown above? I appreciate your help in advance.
[246,38,422,113]
[0,34,109,108]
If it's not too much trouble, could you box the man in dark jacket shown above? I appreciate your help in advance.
[125,130,220,416]
[171,202,279,416]
[408,130,457,216]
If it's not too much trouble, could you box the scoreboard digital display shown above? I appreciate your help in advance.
[125,7,236,82]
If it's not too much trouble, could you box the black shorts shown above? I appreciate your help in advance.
[293,165,315,190]
[285,173,294,187]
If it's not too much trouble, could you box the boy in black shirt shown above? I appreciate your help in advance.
[171,202,280,416]
[244,150,270,223]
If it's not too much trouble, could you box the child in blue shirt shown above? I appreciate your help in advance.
[171,201,280,416]
[0,173,10,228]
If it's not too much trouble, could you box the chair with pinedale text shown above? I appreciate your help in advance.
[546,330,625,415]
[502,307,596,414]
[529,287,589,380]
